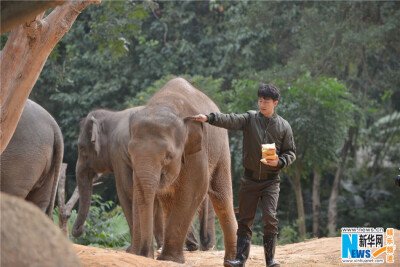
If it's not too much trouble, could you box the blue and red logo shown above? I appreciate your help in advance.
[341,227,396,263]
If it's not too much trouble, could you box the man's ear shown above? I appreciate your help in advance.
[183,118,203,160]
[90,116,101,156]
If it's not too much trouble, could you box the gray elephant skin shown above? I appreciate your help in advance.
[1,99,63,217]
[128,77,237,263]
[1,192,81,267]
[71,106,215,250]
[71,106,147,243]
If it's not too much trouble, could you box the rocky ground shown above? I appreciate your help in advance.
[74,229,399,266]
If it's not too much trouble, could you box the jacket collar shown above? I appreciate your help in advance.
[257,110,278,121]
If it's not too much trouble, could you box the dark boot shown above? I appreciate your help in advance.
[224,235,251,267]
[263,234,280,267]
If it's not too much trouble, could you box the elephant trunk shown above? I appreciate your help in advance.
[72,163,95,237]
[134,167,159,258]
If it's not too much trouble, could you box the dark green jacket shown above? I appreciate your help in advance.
[208,110,296,180]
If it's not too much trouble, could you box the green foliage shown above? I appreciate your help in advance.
[0,32,9,49]
[226,79,259,113]
[338,166,400,230]
[280,73,355,168]
[69,195,130,248]
[278,224,299,245]
[91,1,149,58]
[363,111,400,167]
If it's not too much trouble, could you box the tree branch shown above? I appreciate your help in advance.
[0,0,101,155]
[0,0,68,34]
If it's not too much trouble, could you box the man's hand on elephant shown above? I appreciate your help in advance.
[190,114,208,123]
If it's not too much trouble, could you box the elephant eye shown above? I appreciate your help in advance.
[163,153,174,165]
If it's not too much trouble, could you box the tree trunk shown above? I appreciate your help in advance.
[312,168,321,237]
[58,164,78,236]
[327,126,356,236]
[289,164,306,239]
[0,0,101,155]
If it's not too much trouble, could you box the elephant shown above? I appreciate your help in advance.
[71,106,215,251]
[1,192,81,267]
[128,77,237,263]
[0,99,63,218]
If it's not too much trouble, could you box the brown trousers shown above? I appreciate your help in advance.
[237,177,280,239]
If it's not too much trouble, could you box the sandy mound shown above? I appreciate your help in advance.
[74,229,399,266]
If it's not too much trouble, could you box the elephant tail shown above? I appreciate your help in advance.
[46,122,64,219]
[199,196,210,250]
[199,195,216,250]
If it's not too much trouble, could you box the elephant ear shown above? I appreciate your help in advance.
[183,117,204,161]
[90,116,101,156]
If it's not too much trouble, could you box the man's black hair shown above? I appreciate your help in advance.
[258,84,280,101]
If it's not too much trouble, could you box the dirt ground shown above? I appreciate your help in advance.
[74,229,399,267]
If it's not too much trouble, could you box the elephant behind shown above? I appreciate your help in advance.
[0,99,63,217]
[71,106,146,245]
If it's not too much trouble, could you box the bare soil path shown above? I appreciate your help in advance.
[74,229,399,266]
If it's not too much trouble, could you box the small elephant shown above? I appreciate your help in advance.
[71,106,214,250]
[128,78,237,263]
[1,99,63,217]
[1,192,81,267]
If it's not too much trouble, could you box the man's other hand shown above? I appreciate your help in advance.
[261,157,279,167]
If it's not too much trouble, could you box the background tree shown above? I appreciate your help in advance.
[277,74,355,238]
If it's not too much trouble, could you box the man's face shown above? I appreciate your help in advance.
[258,97,278,117]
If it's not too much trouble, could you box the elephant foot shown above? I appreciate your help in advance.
[126,245,134,254]
[125,245,140,255]
[224,242,237,261]
[200,243,215,251]
[225,253,237,262]
[184,244,198,251]
[157,252,185,264]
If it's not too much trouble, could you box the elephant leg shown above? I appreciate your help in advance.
[25,174,54,214]
[157,190,173,253]
[159,192,199,251]
[157,160,208,263]
[158,194,199,254]
[153,196,164,250]
[131,193,141,254]
[208,158,237,261]
[185,223,199,251]
[114,167,135,253]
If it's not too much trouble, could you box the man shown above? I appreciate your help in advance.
[191,84,296,267]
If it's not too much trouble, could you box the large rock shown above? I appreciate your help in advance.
[1,192,81,267]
